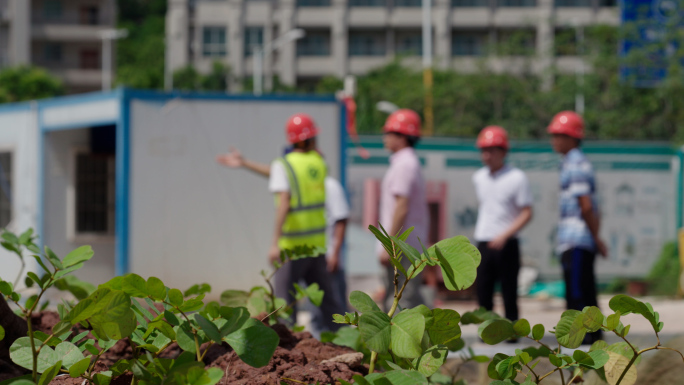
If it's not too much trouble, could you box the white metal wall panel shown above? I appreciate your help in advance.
[129,98,341,295]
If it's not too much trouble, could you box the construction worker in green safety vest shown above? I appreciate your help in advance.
[267,113,344,331]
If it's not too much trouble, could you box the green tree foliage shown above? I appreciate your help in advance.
[0,66,64,103]
[311,23,684,141]
[116,0,167,89]
[173,62,230,91]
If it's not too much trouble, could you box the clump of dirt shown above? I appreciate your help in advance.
[12,311,365,384]
[211,324,366,385]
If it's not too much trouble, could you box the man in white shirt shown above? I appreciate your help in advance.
[472,126,533,323]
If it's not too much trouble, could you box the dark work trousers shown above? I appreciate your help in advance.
[562,247,603,344]
[476,238,520,322]
[274,254,344,332]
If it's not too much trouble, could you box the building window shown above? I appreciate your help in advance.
[396,31,422,55]
[80,49,100,69]
[0,152,12,228]
[202,26,227,57]
[349,0,386,6]
[75,153,115,234]
[554,28,578,56]
[395,0,422,6]
[244,27,264,56]
[555,0,590,5]
[497,29,536,55]
[43,0,63,19]
[349,31,386,56]
[79,6,99,25]
[452,0,488,6]
[452,31,487,56]
[44,43,62,63]
[297,0,331,6]
[296,30,331,56]
[498,0,536,6]
[599,0,616,6]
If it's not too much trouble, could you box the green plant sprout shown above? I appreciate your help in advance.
[219,244,326,326]
[2,229,317,385]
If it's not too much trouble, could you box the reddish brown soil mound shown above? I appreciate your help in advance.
[5,312,365,384]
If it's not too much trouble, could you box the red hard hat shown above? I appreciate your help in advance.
[383,109,421,137]
[477,126,509,150]
[547,111,584,139]
[286,113,319,144]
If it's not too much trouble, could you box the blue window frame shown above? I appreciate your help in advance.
[498,0,536,6]
[202,26,227,57]
[244,27,264,56]
[297,31,331,56]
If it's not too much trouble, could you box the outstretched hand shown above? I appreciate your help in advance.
[216,147,244,168]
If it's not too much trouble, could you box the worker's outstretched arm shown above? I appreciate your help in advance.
[269,191,290,264]
[216,147,271,177]
[488,206,533,250]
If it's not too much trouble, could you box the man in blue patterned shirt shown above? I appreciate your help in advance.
[548,111,607,344]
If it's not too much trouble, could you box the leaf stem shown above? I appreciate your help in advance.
[566,370,581,385]
[559,366,565,385]
[523,362,539,383]
[524,336,554,353]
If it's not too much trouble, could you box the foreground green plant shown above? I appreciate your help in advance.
[332,224,684,385]
[2,229,314,385]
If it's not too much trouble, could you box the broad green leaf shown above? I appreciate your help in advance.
[349,291,381,313]
[25,295,38,312]
[204,367,224,385]
[586,350,610,369]
[359,311,392,354]
[37,360,61,385]
[389,255,408,277]
[1,231,19,244]
[487,353,509,380]
[165,310,180,326]
[513,319,531,337]
[0,280,13,295]
[446,337,465,352]
[549,354,562,367]
[0,379,34,385]
[219,289,249,307]
[369,225,393,254]
[54,275,96,300]
[88,290,136,341]
[69,357,90,377]
[383,369,429,385]
[305,283,324,307]
[145,320,176,341]
[606,312,620,331]
[555,311,587,349]
[426,308,461,345]
[495,356,519,380]
[168,288,184,306]
[176,323,197,353]
[218,306,250,337]
[0,325,3,341]
[223,318,279,368]
[93,371,112,385]
[573,350,594,367]
[604,351,637,385]
[609,295,659,333]
[194,314,222,343]
[31,255,51,277]
[122,274,148,297]
[582,306,605,333]
[413,345,448,377]
[390,310,425,359]
[27,273,41,289]
[54,263,85,279]
[332,327,362,351]
[62,246,94,268]
[478,319,515,345]
[10,337,58,372]
[54,341,84,368]
[427,236,480,290]
[180,294,206,313]
[18,229,33,245]
[590,340,609,352]
[146,277,166,300]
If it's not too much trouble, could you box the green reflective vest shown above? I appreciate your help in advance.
[276,150,327,250]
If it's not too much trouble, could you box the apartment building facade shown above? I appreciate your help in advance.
[166,0,618,91]
[0,0,116,93]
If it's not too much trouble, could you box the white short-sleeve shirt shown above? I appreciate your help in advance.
[472,165,532,242]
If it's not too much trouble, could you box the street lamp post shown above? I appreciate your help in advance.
[99,29,128,91]
[253,29,306,96]
[422,0,434,136]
